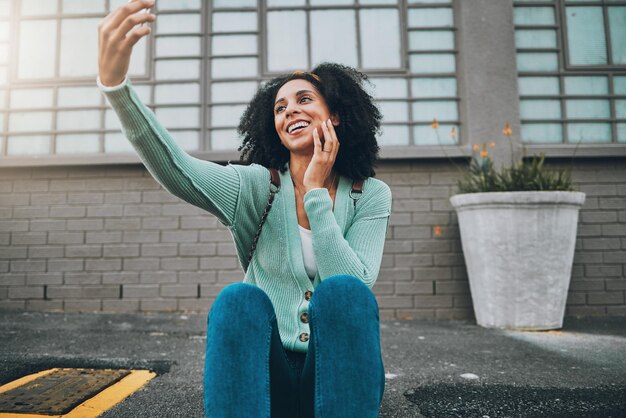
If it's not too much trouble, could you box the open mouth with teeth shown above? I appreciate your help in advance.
[287,121,310,134]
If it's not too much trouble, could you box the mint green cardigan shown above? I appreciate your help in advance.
[101,80,392,352]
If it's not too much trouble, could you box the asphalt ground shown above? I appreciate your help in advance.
[0,311,624,418]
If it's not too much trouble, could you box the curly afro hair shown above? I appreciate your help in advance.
[237,62,382,181]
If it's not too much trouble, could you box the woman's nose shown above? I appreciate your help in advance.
[285,101,300,117]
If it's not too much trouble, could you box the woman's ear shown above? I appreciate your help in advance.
[331,114,340,126]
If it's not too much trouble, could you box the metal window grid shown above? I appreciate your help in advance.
[514,0,626,145]
[0,0,463,166]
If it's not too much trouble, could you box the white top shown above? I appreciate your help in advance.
[298,225,318,280]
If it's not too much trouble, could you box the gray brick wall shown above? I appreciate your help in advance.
[1,159,625,319]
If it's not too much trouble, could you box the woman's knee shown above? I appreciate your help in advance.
[208,282,275,326]
[311,275,379,318]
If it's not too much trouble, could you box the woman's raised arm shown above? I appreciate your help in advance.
[97,0,244,226]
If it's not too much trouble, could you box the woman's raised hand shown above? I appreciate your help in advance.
[98,0,156,87]
[303,119,340,192]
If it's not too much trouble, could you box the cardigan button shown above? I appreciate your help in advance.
[304,290,313,301]
[299,332,309,342]
[300,312,309,323]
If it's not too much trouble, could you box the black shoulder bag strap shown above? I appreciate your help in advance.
[247,170,364,264]
[247,168,281,265]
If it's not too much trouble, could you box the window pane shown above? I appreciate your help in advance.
[608,7,626,64]
[360,9,401,69]
[172,131,200,152]
[409,30,454,51]
[515,29,557,49]
[157,14,201,34]
[213,12,257,32]
[211,81,258,103]
[268,0,305,5]
[56,134,100,154]
[156,0,201,10]
[155,107,200,129]
[0,0,8,16]
[310,10,357,67]
[105,132,134,153]
[378,102,408,123]
[213,0,256,6]
[211,105,247,127]
[518,77,560,96]
[267,11,307,72]
[21,0,57,16]
[566,99,610,119]
[408,0,451,3]
[128,35,148,76]
[615,76,626,94]
[410,53,455,73]
[156,59,200,80]
[412,101,458,122]
[516,52,558,71]
[618,123,626,143]
[378,125,409,146]
[408,8,453,27]
[211,57,258,78]
[0,22,9,41]
[411,78,456,98]
[311,0,353,4]
[615,100,626,118]
[368,78,407,99]
[60,18,100,77]
[521,123,563,143]
[212,35,257,56]
[156,36,201,57]
[514,7,555,25]
[18,20,56,79]
[58,86,102,107]
[11,89,54,108]
[155,83,200,104]
[564,76,608,95]
[566,6,607,65]
[520,99,561,120]
[567,123,611,142]
[211,129,240,150]
[7,136,51,155]
[9,112,53,132]
[109,0,127,11]
[62,0,106,14]
[57,110,101,131]
[414,124,457,145]
[360,0,397,4]
[105,109,121,130]
[0,43,8,64]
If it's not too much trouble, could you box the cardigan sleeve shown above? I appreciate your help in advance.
[304,179,392,288]
[100,78,240,226]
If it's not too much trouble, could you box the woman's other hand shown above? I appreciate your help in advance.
[303,119,340,192]
[98,0,155,87]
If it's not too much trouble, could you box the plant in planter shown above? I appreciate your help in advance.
[434,121,585,330]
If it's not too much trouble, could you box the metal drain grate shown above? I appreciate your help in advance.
[0,368,130,415]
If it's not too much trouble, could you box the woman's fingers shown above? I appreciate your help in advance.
[112,8,155,44]
[100,0,153,36]
[313,127,322,155]
[320,119,339,158]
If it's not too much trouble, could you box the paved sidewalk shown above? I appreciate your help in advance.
[0,311,624,417]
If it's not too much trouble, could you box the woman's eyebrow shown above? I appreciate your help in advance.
[274,90,315,106]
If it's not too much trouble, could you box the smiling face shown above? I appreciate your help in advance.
[273,79,337,154]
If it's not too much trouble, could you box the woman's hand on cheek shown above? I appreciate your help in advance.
[303,119,340,193]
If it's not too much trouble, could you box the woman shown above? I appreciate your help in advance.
[98,1,391,417]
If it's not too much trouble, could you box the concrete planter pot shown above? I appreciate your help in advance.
[450,191,586,330]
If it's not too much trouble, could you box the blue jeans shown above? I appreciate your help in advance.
[203,274,385,418]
